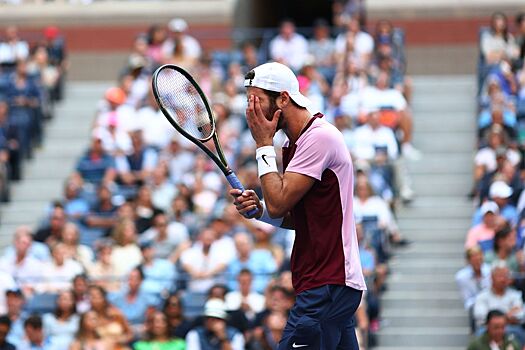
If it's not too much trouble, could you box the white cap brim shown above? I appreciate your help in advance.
[289,92,312,108]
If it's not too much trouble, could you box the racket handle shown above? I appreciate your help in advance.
[226,173,259,217]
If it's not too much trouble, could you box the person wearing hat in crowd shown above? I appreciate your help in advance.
[472,181,518,227]
[466,201,502,251]
[4,288,27,348]
[185,298,245,349]
[232,62,366,349]
[162,18,202,62]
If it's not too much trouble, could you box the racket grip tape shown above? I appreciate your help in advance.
[226,173,259,217]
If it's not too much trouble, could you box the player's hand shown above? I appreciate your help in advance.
[230,189,263,219]
[246,95,281,148]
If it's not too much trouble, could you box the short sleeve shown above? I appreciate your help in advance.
[285,126,336,181]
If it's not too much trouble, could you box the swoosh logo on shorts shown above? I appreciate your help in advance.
[292,343,308,348]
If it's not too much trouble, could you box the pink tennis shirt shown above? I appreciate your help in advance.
[282,115,367,294]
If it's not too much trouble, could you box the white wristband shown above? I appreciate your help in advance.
[257,201,284,227]
[256,146,278,178]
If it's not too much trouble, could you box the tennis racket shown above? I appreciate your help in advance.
[152,64,257,217]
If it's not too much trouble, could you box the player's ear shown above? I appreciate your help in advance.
[277,92,290,109]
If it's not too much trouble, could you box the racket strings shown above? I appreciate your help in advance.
[155,68,214,141]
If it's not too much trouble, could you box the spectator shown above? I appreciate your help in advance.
[455,246,492,331]
[472,181,518,226]
[134,185,163,233]
[4,289,26,348]
[145,24,168,66]
[18,314,50,350]
[269,19,308,72]
[84,184,119,231]
[0,271,16,315]
[247,311,287,350]
[115,130,158,187]
[0,226,43,295]
[137,90,174,152]
[180,228,228,293]
[163,18,202,62]
[516,13,525,63]
[110,219,142,275]
[308,19,336,82]
[149,166,177,213]
[351,108,399,162]
[87,285,133,348]
[71,275,90,314]
[159,137,194,185]
[61,222,94,269]
[140,212,190,261]
[467,309,520,350]
[246,220,284,270]
[0,26,29,70]
[473,261,524,343]
[138,241,176,296]
[5,59,40,159]
[465,201,500,251]
[42,290,80,349]
[4,223,50,263]
[225,269,266,322]
[38,242,83,293]
[252,285,294,329]
[0,315,15,350]
[87,241,123,293]
[481,12,519,65]
[226,232,277,294]
[109,267,158,331]
[69,310,113,350]
[484,224,523,273]
[334,15,374,68]
[27,44,59,120]
[42,26,67,102]
[34,205,66,245]
[133,310,185,350]
[185,298,245,349]
[74,130,116,186]
[59,179,90,221]
[162,294,193,340]
[0,100,22,182]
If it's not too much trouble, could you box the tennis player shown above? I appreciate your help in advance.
[230,62,366,349]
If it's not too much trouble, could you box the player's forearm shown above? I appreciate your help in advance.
[260,172,291,218]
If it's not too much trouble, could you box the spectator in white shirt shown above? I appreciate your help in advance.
[163,18,202,61]
[140,211,190,261]
[39,243,84,293]
[269,19,308,72]
[473,261,524,342]
[334,16,374,68]
[110,219,143,275]
[351,108,399,162]
[225,269,266,322]
[137,90,175,151]
[0,226,42,296]
[0,26,29,68]
[149,166,177,213]
[180,228,228,293]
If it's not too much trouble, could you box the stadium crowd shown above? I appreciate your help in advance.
[0,5,418,350]
[455,11,525,350]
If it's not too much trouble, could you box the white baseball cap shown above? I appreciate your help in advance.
[203,298,228,320]
[169,18,188,32]
[489,181,513,199]
[244,62,311,108]
[480,201,499,216]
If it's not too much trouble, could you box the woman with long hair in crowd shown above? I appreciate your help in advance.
[133,311,185,350]
[69,310,112,350]
[87,285,133,349]
[43,290,80,350]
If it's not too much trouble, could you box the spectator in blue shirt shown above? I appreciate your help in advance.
[115,130,158,187]
[109,267,158,331]
[226,232,277,294]
[472,181,518,227]
[75,132,116,185]
[18,314,51,350]
[139,241,176,296]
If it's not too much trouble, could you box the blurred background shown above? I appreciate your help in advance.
[0,0,523,349]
